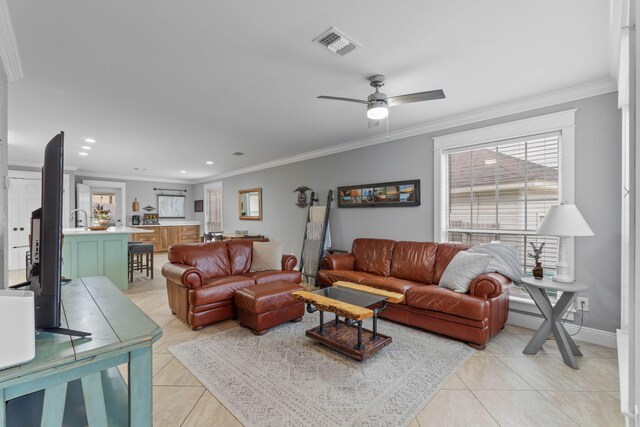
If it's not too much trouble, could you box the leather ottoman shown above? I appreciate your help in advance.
[234,280,305,335]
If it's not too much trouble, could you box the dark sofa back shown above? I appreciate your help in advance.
[352,238,396,277]
[168,241,232,280]
[391,241,439,284]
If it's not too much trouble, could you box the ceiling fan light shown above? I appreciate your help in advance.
[367,101,388,120]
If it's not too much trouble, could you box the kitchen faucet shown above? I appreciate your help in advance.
[70,209,89,230]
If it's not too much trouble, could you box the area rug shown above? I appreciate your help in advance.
[169,312,474,427]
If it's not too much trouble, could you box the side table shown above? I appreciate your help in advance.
[520,276,588,369]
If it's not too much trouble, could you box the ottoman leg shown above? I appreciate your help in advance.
[252,329,268,336]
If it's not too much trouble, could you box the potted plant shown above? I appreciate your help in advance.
[93,204,111,228]
[528,242,545,279]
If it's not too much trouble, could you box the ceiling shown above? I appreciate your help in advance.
[5,0,614,183]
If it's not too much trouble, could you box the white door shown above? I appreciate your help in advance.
[8,178,41,270]
[76,183,91,227]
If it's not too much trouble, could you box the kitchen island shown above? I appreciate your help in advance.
[61,227,152,290]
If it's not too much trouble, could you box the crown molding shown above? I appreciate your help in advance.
[76,169,194,185]
[9,160,78,172]
[0,0,23,81]
[195,78,617,184]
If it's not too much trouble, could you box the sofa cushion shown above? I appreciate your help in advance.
[240,270,301,285]
[226,240,253,275]
[190,276,255,306]
[359,276,422,297]
[406,285,489,321]
[168,241,231,279]
[250,242,284,272]
[352,238,396,276]
[391,241,438,284]
[432,243,470,284]
[439,252,491,293]
[317,270,381,285]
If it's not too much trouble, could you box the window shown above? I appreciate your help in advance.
[434,110,576,306]
[205,182,223,232]
[444,133,560,276]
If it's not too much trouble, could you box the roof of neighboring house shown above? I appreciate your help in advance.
[449,148,557,188]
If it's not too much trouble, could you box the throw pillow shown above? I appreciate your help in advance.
[438,251,491,293]
[250,242,283,272]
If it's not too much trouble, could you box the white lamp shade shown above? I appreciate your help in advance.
[536,204,594,237]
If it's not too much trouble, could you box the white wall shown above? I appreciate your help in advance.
[0,59,7,287]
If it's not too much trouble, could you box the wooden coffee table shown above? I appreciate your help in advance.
[292,281,404,361]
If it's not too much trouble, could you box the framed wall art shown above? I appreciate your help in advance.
[337,179,420,208]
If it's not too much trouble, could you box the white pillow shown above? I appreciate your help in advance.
[439,251,491,293]
[250,242,283,272]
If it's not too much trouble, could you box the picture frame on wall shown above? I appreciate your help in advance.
[194,199,204,213]
[338,179,420,208]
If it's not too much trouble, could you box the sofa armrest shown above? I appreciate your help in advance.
[321,253,355,271]
[282,254,297,271]
[469,273,511,299]
[161,263,204,289]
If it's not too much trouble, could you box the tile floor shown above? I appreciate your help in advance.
[9,254,624,426]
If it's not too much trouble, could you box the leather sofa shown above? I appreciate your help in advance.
[162,240,301,330]
[318,238,510,348]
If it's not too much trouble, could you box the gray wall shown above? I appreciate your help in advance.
[198,92,621,333]
[74,176,196,223]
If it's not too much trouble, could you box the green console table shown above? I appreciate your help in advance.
[0,277,162,426]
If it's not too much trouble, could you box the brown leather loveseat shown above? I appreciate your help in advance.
[318,238,510,348]
[162,240,300,330]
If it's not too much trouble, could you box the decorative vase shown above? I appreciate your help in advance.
[132,197,140,212]
[532,262,544,280]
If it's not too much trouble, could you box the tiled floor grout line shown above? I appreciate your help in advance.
[468,389,503,426]
[178,388,207,427]
[492,354,537,390]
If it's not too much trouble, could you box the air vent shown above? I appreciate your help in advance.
[232,152,244,156]
[313,27,360,56]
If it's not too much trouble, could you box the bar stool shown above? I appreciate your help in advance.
[128,243,154,282]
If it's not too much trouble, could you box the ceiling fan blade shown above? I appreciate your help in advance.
[386,89,445,107]
[317,95,368,104]
[368,119,380,128]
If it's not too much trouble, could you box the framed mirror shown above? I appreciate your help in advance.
[238,188,262,220]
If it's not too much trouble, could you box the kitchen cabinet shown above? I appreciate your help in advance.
[130,224,200,252]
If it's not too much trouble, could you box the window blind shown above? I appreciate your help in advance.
[205,187,223,232]
[443,132,560,276]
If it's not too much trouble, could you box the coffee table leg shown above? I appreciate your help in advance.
[319,311,324,335]
[335,313,339,328]
[372,315,378,340]
[355,320,364,350]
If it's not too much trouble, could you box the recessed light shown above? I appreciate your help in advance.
[180,170,187,174]
[83,138,96,143]
[232,152,244,156]
[81,146,92,150]
[79,152,88,156]
[206,161,214,165]
[134,167,147,171]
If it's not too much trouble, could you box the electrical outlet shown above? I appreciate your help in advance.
[576,297,589,312]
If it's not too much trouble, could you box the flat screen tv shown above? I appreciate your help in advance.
[25,132,89,337]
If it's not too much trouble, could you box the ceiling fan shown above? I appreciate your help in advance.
[318,75,445,126]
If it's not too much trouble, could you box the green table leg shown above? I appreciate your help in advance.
[41,382,67,427]
[81,372,108,426]
[129,347,152,427]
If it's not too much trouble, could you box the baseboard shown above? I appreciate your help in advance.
[507,311,617,348]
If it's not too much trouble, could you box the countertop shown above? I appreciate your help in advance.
[62,226,153,236]
[129,222,200,227]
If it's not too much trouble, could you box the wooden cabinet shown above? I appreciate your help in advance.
[131,225,200,252]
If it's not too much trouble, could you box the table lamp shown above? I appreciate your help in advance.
[536,203,594,283]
